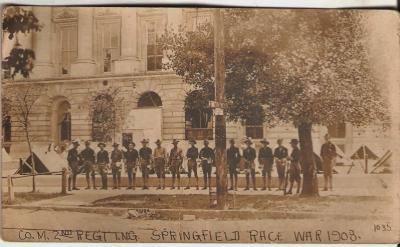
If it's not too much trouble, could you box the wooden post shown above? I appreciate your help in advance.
[7,175,14,204]
[365,153,368,174]
[61,168,67,194]
[213,8,228,209]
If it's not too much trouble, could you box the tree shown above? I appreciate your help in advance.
[2,6,42,79]
[89,87,125,143]
[161,9,388,196]
[257,10,388,196]
[4,84,47,192]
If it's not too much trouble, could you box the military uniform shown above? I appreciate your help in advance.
[227,146,241,190]
[154,146,167,189]
[259,146,274,190]
[80,146,96,189]
[320,141,336,190]
[139,146,152,189]
[111,149,123,189]
[288,146,301,194]
[274,145,288,190]
[169,147,183,189]
[67,147,80,190]
[124,148,138,189]
[199,146,214,189]
[243,146,257,190]
[186,146,199,189]
[97,149,110,189]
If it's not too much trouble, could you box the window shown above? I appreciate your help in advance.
[327,122,346,138]
[146,21,163,71]
[245,120,264,139]
[96,20,121,72]
[185,10,212,31]
[185,91,213,140]
[2,116,11,142]
[138,91,162,107]
[58,24,78,75]
[244,106,264,139]
[58,101,71,142]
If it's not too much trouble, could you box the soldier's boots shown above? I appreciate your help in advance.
[185,178,190,190]
[92,177,97,190]
[177,179,181,189]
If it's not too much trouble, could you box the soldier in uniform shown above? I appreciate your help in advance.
[168,139,183,189]
[124,142,138,190]
[227,139,241,191]
[199,139,214,190]
[67,140,80,191]
[80,140,96,190]
[154,139,167,189]
[139,139,152,190]
[243,138,257,191]
[258,138,274,191]
[111,143,123,189]
[186,139,199,190]
[320,134,337,191]
[287,139,301,194]
[274,138,289,191]
[97,142,110,190]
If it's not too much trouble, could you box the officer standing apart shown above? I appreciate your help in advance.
[168,139,183,189]
[154,139,167,189]
[320,134,337,191]
[67,140,80,191]
[186,139,199,190]
[287,139,301,194]
[139,139,152,190]
[199,139,214,190]
[274,138,289,191]
[124,142,138,190]
[227,139,241,191]
[243,138,257,191]
[258,138,274,191]
[111,143,123,189]
[80,140,96,190]
[97,142,110,190]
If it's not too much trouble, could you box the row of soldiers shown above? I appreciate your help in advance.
[67,137,306,194]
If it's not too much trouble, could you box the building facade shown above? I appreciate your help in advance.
[2,7,390,158]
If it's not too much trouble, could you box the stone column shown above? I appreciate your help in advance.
[32,7,55,78]
[70,8,96,76]
[114,8,139,74]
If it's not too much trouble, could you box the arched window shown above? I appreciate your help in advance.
[92,94,114,142]
[185,90,213,140]
[138,91,162,107]
[58,101,71,142]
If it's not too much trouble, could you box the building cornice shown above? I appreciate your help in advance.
[2,71,181,87]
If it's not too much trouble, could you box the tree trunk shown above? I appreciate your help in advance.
[298,122,319,196]
[25,127,36,192]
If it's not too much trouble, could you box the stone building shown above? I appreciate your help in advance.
[2,7,390,159]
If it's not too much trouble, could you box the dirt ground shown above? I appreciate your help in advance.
[2,192,68,205]
[91,194,392,217]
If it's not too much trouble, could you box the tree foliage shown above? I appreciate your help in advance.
[161,9,388,128]
[2,6,42,79]
[160,9,268,124]
[89,87,125,142]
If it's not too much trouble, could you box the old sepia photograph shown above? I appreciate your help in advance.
[1,5,399,244]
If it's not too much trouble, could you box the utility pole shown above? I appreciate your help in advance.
[213,8,228,209]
